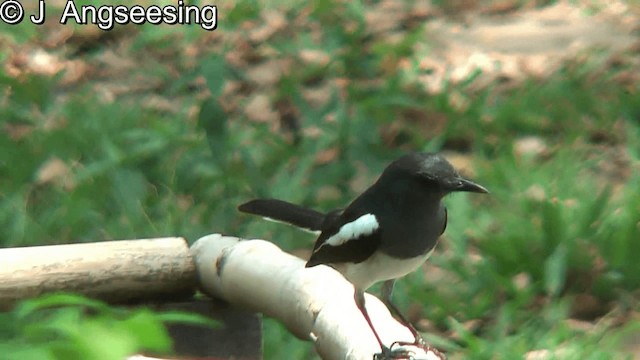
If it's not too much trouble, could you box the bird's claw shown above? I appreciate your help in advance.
[391,336,426,348]
[373,341,446,360]
[373,345,414,360]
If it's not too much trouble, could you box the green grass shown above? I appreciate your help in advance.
[1,0,639,359]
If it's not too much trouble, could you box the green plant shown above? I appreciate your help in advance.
[0,293,216,360]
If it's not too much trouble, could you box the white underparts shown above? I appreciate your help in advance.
[320,213,379,249]
[335,248,435,290]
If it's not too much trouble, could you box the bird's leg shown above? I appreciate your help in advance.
[381,281,448,359]
[354,289,412,360]
[381,280,425,346]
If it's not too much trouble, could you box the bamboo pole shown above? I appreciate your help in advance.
[0,237,196,310]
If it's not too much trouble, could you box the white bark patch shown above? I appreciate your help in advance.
[323,214,379,248]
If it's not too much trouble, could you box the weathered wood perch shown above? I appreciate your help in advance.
[191,234,442,360]
[0,235,443,359]
[0,238,196,310]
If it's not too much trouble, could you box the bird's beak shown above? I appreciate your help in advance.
[454,178,489,194]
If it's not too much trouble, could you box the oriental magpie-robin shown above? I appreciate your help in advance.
[239,152,488,359]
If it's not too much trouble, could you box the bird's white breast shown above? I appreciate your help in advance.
[332,248,434,290]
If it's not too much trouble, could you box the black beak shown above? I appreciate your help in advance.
[454,178,489,194]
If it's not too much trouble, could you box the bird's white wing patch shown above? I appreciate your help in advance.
[322,213,379,248]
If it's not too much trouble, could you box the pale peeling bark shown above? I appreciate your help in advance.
[190,234,443,360]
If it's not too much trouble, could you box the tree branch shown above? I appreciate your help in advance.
[191,234,443,360]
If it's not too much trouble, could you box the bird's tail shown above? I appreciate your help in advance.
[238,199,325,232]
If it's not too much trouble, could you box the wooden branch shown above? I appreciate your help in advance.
[0,238,196,310]
[191,234,443,360]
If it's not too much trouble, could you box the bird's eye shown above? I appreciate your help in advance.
[417,173,439,186]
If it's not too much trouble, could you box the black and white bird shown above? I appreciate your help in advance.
[238,152,488,358]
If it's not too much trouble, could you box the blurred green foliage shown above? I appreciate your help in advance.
[0,293,217,360]
[1,0,639,359]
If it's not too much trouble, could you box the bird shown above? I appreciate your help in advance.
[238,152,488,359]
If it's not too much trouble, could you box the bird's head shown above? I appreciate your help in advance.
[387,152,489,196]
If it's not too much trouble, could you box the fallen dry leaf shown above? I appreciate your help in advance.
[298,49,331,67]
[512,272,532,292]
[246,59,287,87]
[27,49,64,76]
[3,123,34,141]
[245,94,278,123]
[563,318,595,333]
[314,147,339,166]
[514,136,548,159]
[36,157,75,190]
[59,59,90,86]
[525,348,569,360]
[441,152,476,178]
[315,185,342,203]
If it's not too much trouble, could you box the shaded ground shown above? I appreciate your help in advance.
[422,1,638,91]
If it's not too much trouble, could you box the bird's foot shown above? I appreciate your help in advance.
[394,332,426,347]
[373,345,414,360]
[385,340,447,360]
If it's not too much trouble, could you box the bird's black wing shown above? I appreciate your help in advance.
[238,199,325,232]
[306,209,381,267]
